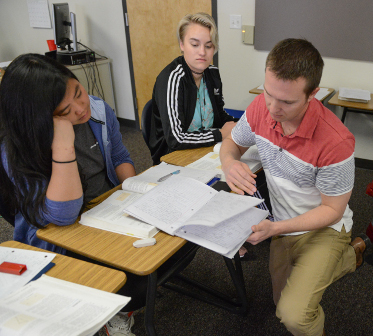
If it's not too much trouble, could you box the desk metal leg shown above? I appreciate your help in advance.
[341,107,348,123]
[163,252,248,316]
[144,248,248,335]
[144,271,158,336]
[224,253,248,314]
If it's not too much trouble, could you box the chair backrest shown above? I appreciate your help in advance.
[0,193,15,226]
[141,99,153,149]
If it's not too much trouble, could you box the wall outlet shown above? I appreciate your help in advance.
[230,15,241,29]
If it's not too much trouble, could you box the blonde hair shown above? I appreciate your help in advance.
[177,12,218,54]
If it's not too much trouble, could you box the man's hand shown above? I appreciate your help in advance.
[220,121,236,139]
[222,159,257,195]
[246,219,274,245]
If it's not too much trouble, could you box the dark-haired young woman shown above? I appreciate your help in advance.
[0,53,137,335]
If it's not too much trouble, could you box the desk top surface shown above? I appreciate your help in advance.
[37,147,216,276]
[37,186,186,276]
[328,91,373,110]
[1,241,126,293]
[161,146,214,166]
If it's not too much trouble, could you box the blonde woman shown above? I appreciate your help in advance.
[150,12,237,165]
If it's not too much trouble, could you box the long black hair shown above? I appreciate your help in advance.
[0,53,82,228]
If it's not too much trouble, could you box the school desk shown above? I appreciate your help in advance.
[36,173,248,335]
[0,240,126,293]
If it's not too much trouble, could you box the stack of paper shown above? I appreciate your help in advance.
[338,87,371,103]
[0,274,130,336]
[0,247,56,299]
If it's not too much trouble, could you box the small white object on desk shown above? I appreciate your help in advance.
[133,238,157,248]
[338,87,371,103]
[315,88,331,101]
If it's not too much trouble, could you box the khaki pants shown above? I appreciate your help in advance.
[269,226,356,336]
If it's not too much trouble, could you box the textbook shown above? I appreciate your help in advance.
[79,164,219,238]
[79,189,159,239]
[0,274,130,336]
[187,143,262,182]
[124,175,269,258]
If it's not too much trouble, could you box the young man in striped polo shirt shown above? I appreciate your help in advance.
[220,38,371,336]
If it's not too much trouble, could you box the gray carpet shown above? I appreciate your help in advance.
[1,125,373,336]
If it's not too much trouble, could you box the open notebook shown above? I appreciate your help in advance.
[124,175,268,258]
[79,164,219,238]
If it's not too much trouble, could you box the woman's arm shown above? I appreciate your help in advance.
[208,66,238,126]
[46,118,83,202]
[153,71,221,152]
[115,163,136,183]
[103,100,135,183]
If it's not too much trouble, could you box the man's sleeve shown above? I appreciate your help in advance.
[231,111,257,148]
[316,139,355,196]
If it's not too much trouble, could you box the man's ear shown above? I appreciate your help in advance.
[307,87,320,102]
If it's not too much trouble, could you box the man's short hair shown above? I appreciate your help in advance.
[265,38,324,98]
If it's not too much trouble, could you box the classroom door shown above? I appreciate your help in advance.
[123,0,214,128]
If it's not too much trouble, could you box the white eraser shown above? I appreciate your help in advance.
[133,238,156,248]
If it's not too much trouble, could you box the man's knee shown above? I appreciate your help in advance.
[276,295,304,332]
[276,296,324,336]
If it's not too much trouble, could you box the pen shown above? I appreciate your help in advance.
[207,176,221,187]
[157,170,180,182]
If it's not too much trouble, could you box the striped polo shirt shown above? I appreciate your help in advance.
[232,94,355,235]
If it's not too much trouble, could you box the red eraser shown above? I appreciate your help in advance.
[0,261,27,275]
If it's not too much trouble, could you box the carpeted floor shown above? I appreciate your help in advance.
[1,125,373,336]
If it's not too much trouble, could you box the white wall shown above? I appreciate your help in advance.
[0,0,135,121]
[1,1,372,159]
[217,0,373,161]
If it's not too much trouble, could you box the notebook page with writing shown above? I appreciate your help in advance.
[182,190,264,227]
[124,176,217,235]
[177,206,268,258]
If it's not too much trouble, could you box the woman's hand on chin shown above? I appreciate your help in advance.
[51,117,75,159]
